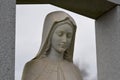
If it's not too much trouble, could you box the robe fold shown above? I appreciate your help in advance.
[22,57,82,80]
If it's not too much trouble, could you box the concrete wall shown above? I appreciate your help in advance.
[96,6,120,80]
[0,0,15,80]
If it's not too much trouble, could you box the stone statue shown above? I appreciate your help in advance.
[22,11,83,80]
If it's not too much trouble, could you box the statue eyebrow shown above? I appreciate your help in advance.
[55,30,63,33]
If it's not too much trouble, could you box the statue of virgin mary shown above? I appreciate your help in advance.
[22,11,83,80]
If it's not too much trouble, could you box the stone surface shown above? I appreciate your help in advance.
[0,0,15,80]
[16,0,116,19]
[96,6,120,80]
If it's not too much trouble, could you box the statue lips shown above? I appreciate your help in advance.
[59,42,67,49]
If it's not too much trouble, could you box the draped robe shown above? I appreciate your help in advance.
[22,57,82,80]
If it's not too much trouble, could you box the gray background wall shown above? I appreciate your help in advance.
[0,0,15,79]
[96,6,120,80]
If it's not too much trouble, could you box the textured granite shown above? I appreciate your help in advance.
[0,0,15,80]
[96,6,120,80]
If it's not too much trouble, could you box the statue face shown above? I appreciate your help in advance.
[51,23,73,53]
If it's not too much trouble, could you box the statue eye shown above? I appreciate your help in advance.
[57,31,63,36]
[67,33,72,38]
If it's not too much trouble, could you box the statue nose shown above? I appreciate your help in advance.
[62,35,67,43]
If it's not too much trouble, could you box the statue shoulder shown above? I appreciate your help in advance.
[22,58,47,80]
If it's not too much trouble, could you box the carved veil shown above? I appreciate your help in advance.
[34,11,77,62]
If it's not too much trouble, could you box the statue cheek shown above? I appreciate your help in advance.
[51,36,60,49]
[66,39,72,48]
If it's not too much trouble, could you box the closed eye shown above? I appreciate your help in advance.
[56,31,63,36]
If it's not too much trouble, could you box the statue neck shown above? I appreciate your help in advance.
[48,47,64,62]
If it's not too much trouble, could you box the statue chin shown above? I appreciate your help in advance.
[57,47,66,53]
